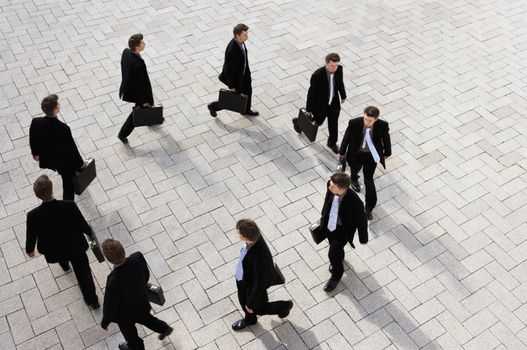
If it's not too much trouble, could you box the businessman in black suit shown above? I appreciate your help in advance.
[208,23,259,117]
[231,219,293,330]
[320,172,368,292]
[25,175,99,308]
[339,106,392,220]
[29,94,84,200]
[118,33,154,143]
[101,239,173,350]
[293,53,347,154]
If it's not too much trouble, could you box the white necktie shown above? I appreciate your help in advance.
[328,74,334,105]
[365,128,380,163]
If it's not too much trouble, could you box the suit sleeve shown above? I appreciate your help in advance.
[138,252,150,282]
[382,123,392,158]
[224,45,242,90]
[306,72,318,113]
[351,195,368,244]
[246,257,269,310]
[72,202,93,238]
[338,67,346,100]
[339,122,352,156]
[64,126,84,170]
[101,277,120,329]
[25,213,37,253]
[29,120,38,156]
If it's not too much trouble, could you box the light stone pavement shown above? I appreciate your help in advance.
[1,0,526,349]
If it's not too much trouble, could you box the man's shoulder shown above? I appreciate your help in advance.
[348,117,363,126]
[312,66,325,77]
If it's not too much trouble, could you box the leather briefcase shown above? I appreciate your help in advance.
[147,283,166,306]
[132,106,164,127]
[270,263,285,286]
[218,89,248,114]
[89,233,105,263]
[309,221,327,244]
[297,108,318,142]
[73,158,96,195]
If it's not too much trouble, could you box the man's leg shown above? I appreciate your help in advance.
[60,172,75,200]
[257,299,293,318]
[118,321,145,350]
[240,74,256,115]
[118,111,135,140]
[327,227,347,281]
[349,159,363,192]
[139,313,170,334]
[236,281,257,324]
[326,108,340,148]
[362,158,378,212]
[69,252,98,306]
[58,260,70,272]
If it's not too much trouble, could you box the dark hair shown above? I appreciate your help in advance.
[364,106,380,118]
[236,219,261,241]
[41,94,59,116]
[101,239,126,265]
[128,33,144,51]
[325,52,340,63]
[330,172,351,189]
[233,23,249,37]
[33,175,53,201]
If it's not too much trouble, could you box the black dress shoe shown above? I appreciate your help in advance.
[351,180,361,192]
[158,326,173,340]
[327,144,339,154]
[118,136,128,144]
[232,318,256,331]
[278,300,294,318]
[207,103,217,117]
[118,342,130,350]
[244,110,259,116]
[365,209,373,220]
[323,278,339,292]
[292,118,301,133]
[88,302,100,310]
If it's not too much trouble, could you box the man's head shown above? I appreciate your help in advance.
[236,219,261,243]
[128,33,145,53]
[33,175,53,201]
[325,53,341,74]
[363,106,380,128]
[101,239,126,265]
[328,172,350,195]
[41,94,60,117]
[233,23,249,43]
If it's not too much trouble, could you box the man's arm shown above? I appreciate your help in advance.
[101,277,120,330]
[224,44,242,91]
[339,122,352,157]
[382,123,392,158]
[64,126,84,171]
[138,252,150,282]
[25,213,38,256]
[350,195,368,244]
[72,203,93,239]
[29,120,39,160]
[338,66,346,101]
[306,72,318,114]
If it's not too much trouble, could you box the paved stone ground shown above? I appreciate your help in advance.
[1,0,527,349]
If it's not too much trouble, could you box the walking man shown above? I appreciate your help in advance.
[101,239,173,350]
[118,33,154,143]
[339,106,391,220]
[29,94,84,200]
[26,175,99,309]
[208,23,259,117]
[293,53,347,153]
[321,172,368,292]
[231,219,293,330]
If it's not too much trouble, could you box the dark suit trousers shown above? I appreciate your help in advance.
[59,171,75,200]
[59,251,98,305]
[236,281,288,324]
[314,98,340,146]
[118,313,170,350]
[327,226,347,281]
[349,152,378,211]
[118,103,140,139]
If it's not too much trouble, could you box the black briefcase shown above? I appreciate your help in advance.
[132,106,164,127]
[218,89,248,114]
[89,233,105,263]
[73,158,96,195]
[147,283,166,306]
[309,221,327,244]
[270,263,285,286]
[297,108,318,142]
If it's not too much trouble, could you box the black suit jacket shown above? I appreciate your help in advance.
[101,252,151,328]
[321,183,368,248]
[339,117,392,169]
[29,116,84,174]
[306,65,346,120]
[240,237,280,310]
[119,48,154,105]
[25,199,93,263]
[218,38,250,91]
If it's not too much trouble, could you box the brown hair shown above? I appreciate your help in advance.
[236,219,261,241]
[364,106,380,118]
[325,52,340,63]
[233,23,249,37]
[330,172,351,189]
[33,175,53,201]
[128,33,144,51]
[101,239,126,265]
[41,94,59,116]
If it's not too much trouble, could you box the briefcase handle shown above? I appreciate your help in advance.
[220,88,248,98]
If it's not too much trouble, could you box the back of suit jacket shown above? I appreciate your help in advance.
[219,38,249,91]
[306,65,346,120]
[340,117,392,168]
[25,199,92,263]
[101,252,151,327]
[29,116,84,173]
[119,48,154,105]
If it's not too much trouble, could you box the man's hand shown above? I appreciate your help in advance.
[245,306,254,314]
[32,155,39,161]
[228,88,236,92]
[341,98,346,104]
[27,251,35,258]
[339,154,346,161]
[143,102,151,107]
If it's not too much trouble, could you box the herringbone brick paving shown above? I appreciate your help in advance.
[1,0,526,349]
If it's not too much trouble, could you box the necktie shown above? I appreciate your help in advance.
[328,74,334,105]
[327,195,339,231]
[242,43,247,75]
[365,128,380,163]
